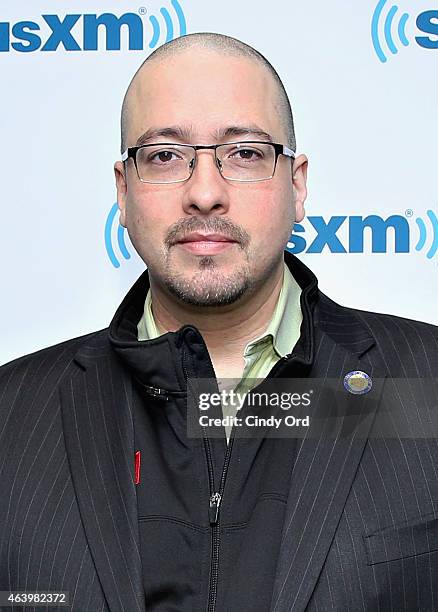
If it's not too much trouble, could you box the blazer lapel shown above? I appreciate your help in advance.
[270,298,388,612]
[59,336,145,612]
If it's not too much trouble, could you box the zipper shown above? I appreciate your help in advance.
[182,343,235,612]
[209,492,222,524]
[141,383,169,400]
[203,350,296,612]
[203,428,235,612]
[181,333,300,611]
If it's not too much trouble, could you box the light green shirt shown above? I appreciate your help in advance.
[137,263,303,443]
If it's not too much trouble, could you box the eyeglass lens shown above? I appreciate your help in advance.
[135,142,277,183]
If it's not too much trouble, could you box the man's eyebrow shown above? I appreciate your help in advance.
[214,126,274,142]
[134,125,274,147]
[135,126,193,146]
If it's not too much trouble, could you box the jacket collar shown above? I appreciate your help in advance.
[105,251,325,389]
[76,251,377,388]
[138,261,304,360]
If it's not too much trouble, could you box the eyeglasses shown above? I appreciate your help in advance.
[121,141,295,184]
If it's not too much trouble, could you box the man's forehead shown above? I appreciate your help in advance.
[130,53,273,103]
[125,52,282,145]
[131,48,268,87]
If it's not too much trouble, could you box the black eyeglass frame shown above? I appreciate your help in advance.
[121,141,296,184]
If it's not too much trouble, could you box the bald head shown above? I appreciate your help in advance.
[120,32,296,154]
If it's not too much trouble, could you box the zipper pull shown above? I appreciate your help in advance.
[143,384,169,400]
[209,492,222,525]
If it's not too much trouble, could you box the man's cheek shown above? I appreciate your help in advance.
[258,210,292,248]
[132,211,155,233]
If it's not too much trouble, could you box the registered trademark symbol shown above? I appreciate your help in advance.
[138,6,147,15]
[405,209,413,217]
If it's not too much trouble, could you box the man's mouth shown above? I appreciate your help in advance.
[176,232,238,254]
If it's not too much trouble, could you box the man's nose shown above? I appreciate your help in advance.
[181,150,230,215]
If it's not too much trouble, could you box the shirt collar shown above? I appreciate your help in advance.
[137,289,161,342]
[108,251,318,391]
[137,261,302,358]
[242,263,302,358]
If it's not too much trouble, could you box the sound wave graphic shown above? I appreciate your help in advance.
[149,0,186,49]
[415,210,438,260]
[105,202,131,268]
[371,0,410,63]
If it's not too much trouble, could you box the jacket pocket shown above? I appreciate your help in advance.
[363,509,438,565]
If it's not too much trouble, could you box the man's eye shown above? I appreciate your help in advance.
[150,150,180,163]
[229,148,262,161]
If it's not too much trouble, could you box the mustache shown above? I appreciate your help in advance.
[165,217,250,249]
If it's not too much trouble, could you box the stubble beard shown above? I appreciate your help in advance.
[160,250,253,307]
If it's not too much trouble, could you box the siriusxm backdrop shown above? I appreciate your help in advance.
[1,0,437,365]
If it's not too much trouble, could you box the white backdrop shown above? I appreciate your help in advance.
[1,0,437,365]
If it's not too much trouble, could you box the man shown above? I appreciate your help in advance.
[1,32,438,612]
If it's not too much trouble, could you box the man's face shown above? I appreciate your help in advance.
[114,50,307,307]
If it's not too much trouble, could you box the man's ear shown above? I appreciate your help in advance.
[292,154,308,223]
[114,161,128,227]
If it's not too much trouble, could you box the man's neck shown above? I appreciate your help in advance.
[148,264,285,361]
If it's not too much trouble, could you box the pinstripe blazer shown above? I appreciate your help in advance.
[1,262,438,611]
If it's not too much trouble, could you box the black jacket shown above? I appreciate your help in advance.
[1,251,438,612]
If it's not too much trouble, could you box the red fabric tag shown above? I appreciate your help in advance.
[134,450,141,485]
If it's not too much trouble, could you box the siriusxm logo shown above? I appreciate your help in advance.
[371,0,438,62]
[287,210,438,257]
[105,203,132,268]
[0,1,186,52]
[104,205,438,268]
